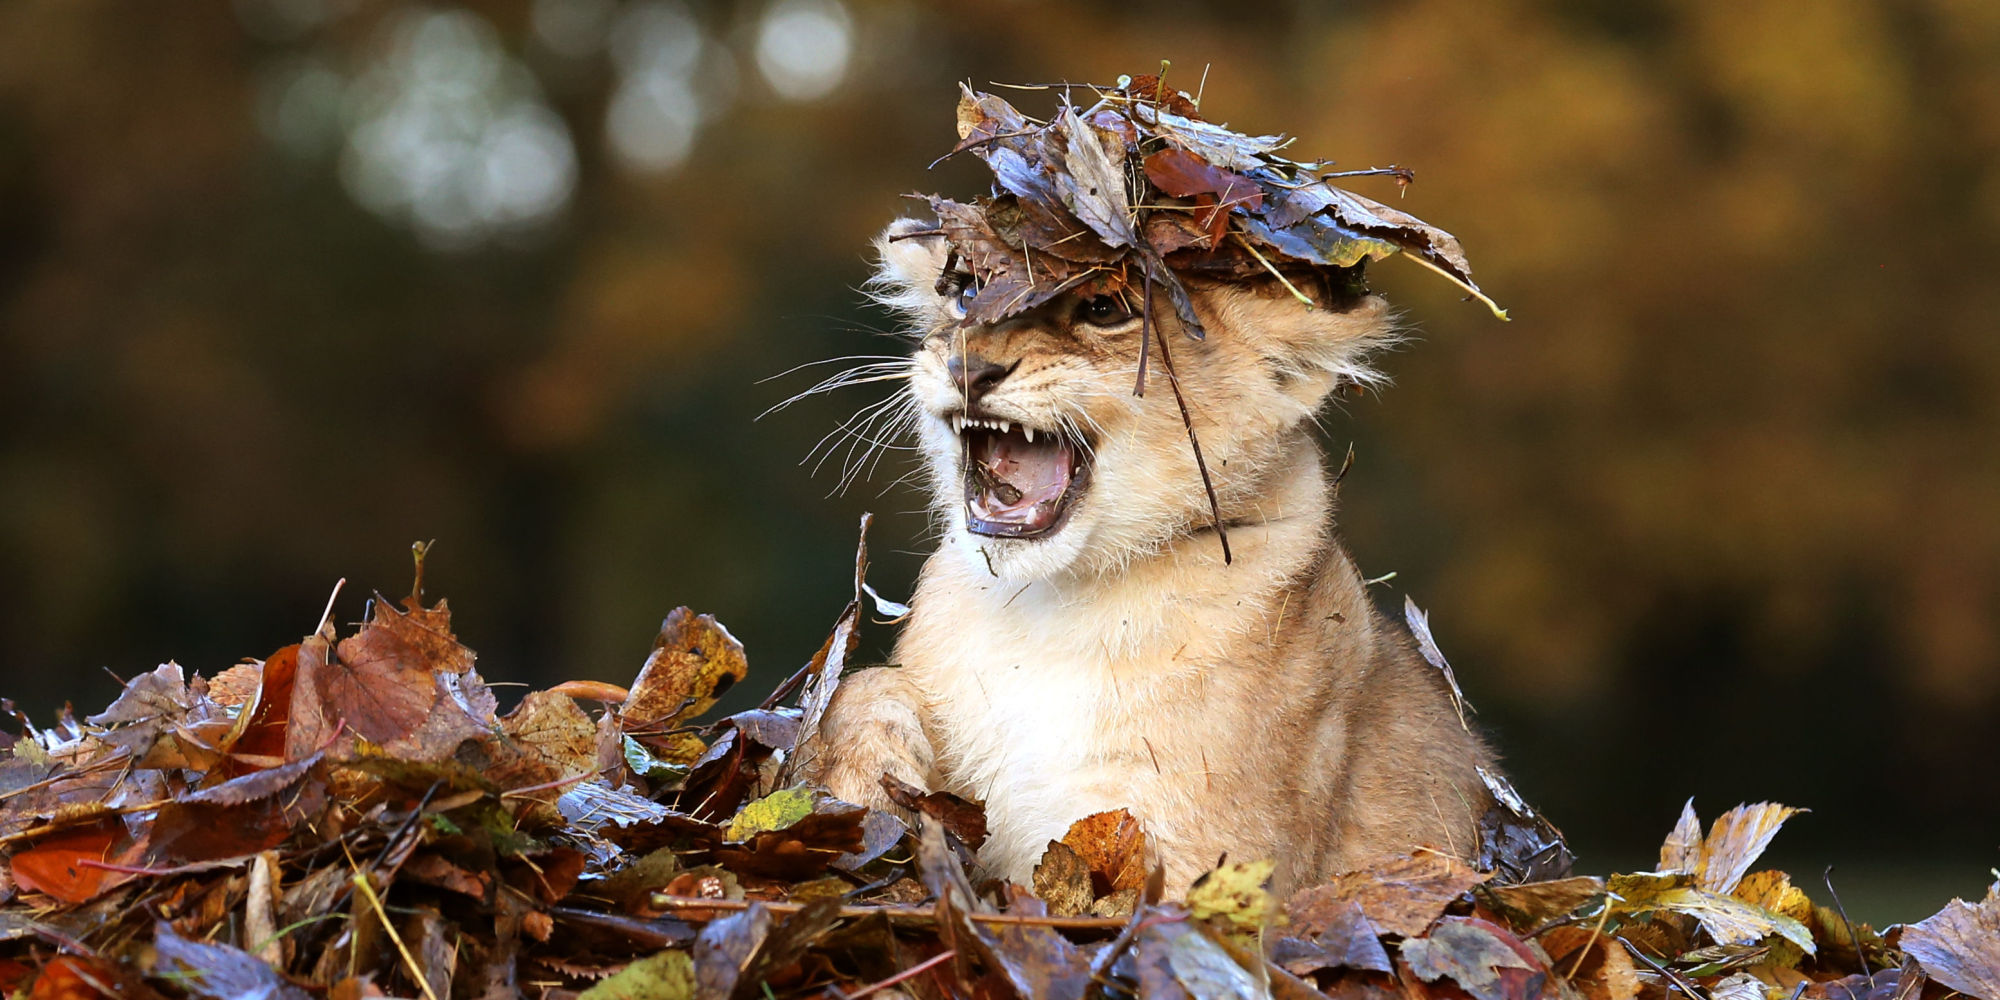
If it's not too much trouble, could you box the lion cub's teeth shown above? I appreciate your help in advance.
[1023,426,1036,443]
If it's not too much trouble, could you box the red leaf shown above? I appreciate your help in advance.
[9,821,120,904]
[28,958,114,1000]
[1143,148,1263,210]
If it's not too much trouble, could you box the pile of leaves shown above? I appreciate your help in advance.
[0,529,1995,1000]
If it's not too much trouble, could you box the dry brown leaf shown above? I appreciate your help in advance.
[502,689,600,773]
[1057,809,1148,897]
[1031,840,1094,918]
[1289,851,1489,939]
[286,622,434,755]
[1659,798,1704,874]
[1901,883,2000,1000]
[622,608,748,733]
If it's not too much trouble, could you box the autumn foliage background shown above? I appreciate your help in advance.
[0,0,1995,923]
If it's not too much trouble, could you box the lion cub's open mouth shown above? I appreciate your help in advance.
[953,413,1090,538]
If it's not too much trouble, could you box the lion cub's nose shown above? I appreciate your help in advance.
[945,352,1014,403]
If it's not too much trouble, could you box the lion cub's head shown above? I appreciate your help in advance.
[871,218,1399,581]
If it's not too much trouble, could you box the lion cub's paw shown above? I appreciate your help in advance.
[813,666,936,821]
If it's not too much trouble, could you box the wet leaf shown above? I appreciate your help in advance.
[1698,803,1807,894]
[1479,876,1604,928]
[1144,917,1266,1000]
[29,957,117,1000]
[1733,870,1812,923]
[1054,104,1135,249]
[503,690,600,774]
[151,754,324,863]
[286,621,435,754]
[724,786,815,842]
[1269,899,1393,975]
[1660,798,1704,875]
[1144,148,1263,210]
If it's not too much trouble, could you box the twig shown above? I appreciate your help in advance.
[0,797,173,846]
[1153,327,1231,564]
[1232,233,1315,309]
[1620,938,1711,1000]
[839,949,957,1000]
[1133,270,1153,397]
[649,895,1130,931]
[316,578,347,635]
[1563,897,1614,981]
[498,771,594,799]
[1823,866,1869,977]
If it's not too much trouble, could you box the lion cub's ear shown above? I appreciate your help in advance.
[869,219,953,330]
[1205,283,1402,406]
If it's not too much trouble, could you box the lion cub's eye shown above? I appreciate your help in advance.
[1078,294,1135,327]
[944,277,978,319]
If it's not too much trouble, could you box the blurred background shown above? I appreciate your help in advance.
[1,0,1995,921]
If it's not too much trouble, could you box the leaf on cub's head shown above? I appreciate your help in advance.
[917,74,1507,328]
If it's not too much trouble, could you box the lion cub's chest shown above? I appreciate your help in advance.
[909,605,1197,872]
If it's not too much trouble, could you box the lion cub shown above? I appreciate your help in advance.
[812,219,1496,894]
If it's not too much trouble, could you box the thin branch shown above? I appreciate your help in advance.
[648,895,1130,931]
[1150,322,1231,564]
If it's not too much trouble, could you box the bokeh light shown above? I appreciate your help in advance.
[337,8,576,248]
[754,0,852,102]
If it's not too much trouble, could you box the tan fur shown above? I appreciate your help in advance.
[814,219,1496,894]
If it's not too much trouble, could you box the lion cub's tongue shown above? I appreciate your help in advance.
[967,427,1072,531]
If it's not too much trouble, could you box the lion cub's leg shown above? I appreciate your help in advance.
[813,667,936,815]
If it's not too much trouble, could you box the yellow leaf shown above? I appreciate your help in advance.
[1187,858,1277,929]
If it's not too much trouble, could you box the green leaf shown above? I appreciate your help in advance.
[622,735,689,783]
[577,949,694,1000]
[724,786,816,842]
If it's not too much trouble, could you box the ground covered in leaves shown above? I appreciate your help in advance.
[0,535,1995,1000]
